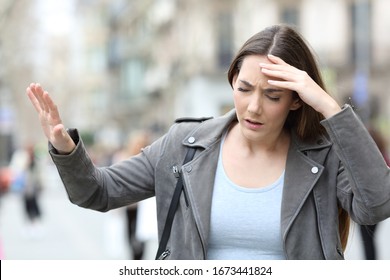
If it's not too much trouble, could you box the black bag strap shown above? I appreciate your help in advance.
[156,147,196,260]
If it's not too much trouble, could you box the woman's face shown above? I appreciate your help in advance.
[232,55,301,143]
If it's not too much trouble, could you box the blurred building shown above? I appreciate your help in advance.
[1,0,390,151]
[103,0,390,141]
[0,0,36,165]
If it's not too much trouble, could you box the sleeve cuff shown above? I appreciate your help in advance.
[48,128,80,156]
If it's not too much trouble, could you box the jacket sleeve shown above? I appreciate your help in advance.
[321,105,390,224]
[49,128,161,212]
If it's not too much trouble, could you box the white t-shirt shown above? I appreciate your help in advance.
[207,138,286,260]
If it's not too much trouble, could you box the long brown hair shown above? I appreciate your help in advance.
[228,24,350,251]
[228,24,326,142]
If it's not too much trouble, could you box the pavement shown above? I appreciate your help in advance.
[1,162,390,260]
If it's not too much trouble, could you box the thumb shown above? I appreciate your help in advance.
[53,124,67,139]
[52,124,76,154]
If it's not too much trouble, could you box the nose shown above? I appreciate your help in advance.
[247,93,263,114]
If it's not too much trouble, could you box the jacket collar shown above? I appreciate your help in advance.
[181,108,331,152]
[181,109,237,149]
[281,133,332,247]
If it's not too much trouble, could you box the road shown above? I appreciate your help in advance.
[1,163,390,260]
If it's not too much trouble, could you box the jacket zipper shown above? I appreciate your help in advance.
[172,165,189,207]
[157,249,171,260]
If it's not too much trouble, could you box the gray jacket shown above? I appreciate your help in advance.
[50,105,390,259]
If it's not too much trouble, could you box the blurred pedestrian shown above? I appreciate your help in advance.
[9,145,44,238]
[26,24,390,259]
[0,167,13,196]
[112,130,151,260]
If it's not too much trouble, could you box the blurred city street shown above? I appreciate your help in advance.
[1,0,390,262]
[0,163,158,260]
[0,162,390,260]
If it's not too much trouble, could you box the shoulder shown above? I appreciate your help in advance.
[170,110,236,138]
[170,110,237,145]
[152,110,235,157]
[169,116,214,135]
[164,116,214,141]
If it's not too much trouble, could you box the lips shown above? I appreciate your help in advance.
[246,119,263,125]
[244,118,264,129]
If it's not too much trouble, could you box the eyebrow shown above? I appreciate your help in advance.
[264,88,284,94]
[239,80,254,87]
[239,79,284,94]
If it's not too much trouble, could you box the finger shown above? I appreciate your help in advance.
[267,79,298,92]
[267,54,288,65]
[29,82,37,91]
[262,54,302,75]
[260,62,300,76]
[52,124,76,154]
[53,124,67,139]
[34,84,49,112]
[260,64,295,79]
[26,86,42,113]
[30,83,46,112]
[261,67,299,83]
[43,91,62,122]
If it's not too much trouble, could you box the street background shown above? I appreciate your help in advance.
[1,0,390,260]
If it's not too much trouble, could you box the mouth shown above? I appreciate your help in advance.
[244,118,264,129]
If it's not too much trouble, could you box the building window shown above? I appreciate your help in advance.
[120,58,145,99]
[350,1,371,70]
[217,12,233,70]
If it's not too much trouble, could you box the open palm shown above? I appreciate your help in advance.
[27,83,76,154]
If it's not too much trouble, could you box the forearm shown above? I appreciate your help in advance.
[49,129,109,210]
[49,129,156,212]
[321,105,390,220]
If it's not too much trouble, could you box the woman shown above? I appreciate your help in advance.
[26,24,390,259]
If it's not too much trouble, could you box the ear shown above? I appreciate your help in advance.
[290,97,302,111]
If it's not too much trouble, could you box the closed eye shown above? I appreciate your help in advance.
[237,87,250,92]
[266,95,280,101]
[237,80,253,93]
[264,88,283,101]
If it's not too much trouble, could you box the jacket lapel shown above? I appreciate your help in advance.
[179,111,235,257]
[281,134,331,241]
[181,142,220,256]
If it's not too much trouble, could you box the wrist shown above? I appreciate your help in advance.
[56,144,76,155]
[320,99,342,119]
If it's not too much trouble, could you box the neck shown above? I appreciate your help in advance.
[229,123,291,156]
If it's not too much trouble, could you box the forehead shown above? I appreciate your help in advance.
[241,55,270,68]
[237,55,270,82]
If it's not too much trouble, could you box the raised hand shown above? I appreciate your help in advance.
[27,83,76,154]
[260,54,341,118]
